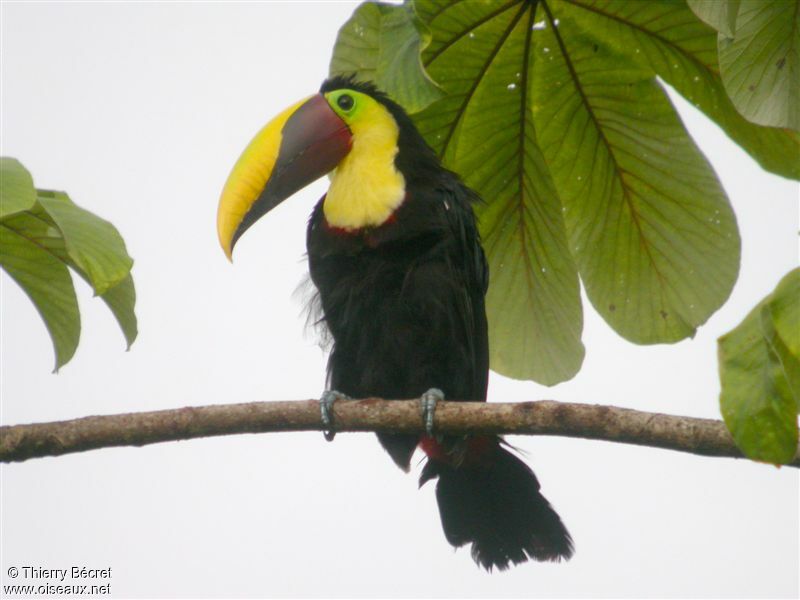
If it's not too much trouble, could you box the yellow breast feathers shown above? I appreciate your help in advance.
[324,101,406,230]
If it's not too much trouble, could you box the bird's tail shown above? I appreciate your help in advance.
[419,437,573,571]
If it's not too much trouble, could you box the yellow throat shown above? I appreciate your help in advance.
[324,101,406,230]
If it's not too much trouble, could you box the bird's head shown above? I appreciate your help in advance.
[217,76,424,260]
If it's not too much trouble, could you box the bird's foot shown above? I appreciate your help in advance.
[420,388,444,437]
[320,390,350,442]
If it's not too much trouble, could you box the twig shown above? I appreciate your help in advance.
[1,399,797,466]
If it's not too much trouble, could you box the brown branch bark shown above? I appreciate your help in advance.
[1,398,798,466]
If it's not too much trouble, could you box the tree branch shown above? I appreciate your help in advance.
[1,399,798,466]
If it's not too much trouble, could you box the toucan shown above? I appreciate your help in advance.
[217,75,573,570]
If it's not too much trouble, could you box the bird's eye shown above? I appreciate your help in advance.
[337,94,355,111]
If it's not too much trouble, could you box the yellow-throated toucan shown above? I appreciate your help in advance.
[217,75,573,570]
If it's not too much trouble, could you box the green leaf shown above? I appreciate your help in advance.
[414,0,584,384]
[762,268,800,410]
[1,199,138,368]
[36,190,133,295]
[558,0,800,180]
[26,203,137,350]
[687,0,740,37]
[97,273,137,350]
[330,1,444,113]
[718,0,800,131]
[532,3,740,344]
[719,270,800,465]
[61,256,137,351]
[0,223,80,371]
[0,157,36,218]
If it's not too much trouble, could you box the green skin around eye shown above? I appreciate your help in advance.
[325,89,371,124]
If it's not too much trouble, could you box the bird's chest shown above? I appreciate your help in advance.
[307,219,440,336]
[309,233,409,321]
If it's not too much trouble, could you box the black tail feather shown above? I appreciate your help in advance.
[420,443,573,571]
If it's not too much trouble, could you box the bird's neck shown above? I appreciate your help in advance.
[324,108,406,231]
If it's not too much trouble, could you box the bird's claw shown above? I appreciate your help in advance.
[420,388,444,437]
[320,390,350,442]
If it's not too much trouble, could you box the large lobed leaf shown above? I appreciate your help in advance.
[717,0,800,132]
[329,0,795,385]
[0,161,137,370]
[718,269,800,465]
[413,0,584,384]
[559,0,800,179]
[534,1,740,344]
[329,1,444,114]
[687,0,740,38]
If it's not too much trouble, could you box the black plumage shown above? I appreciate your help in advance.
[306,76,572,570]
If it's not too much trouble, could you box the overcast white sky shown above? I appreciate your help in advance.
[1,2,798,598]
